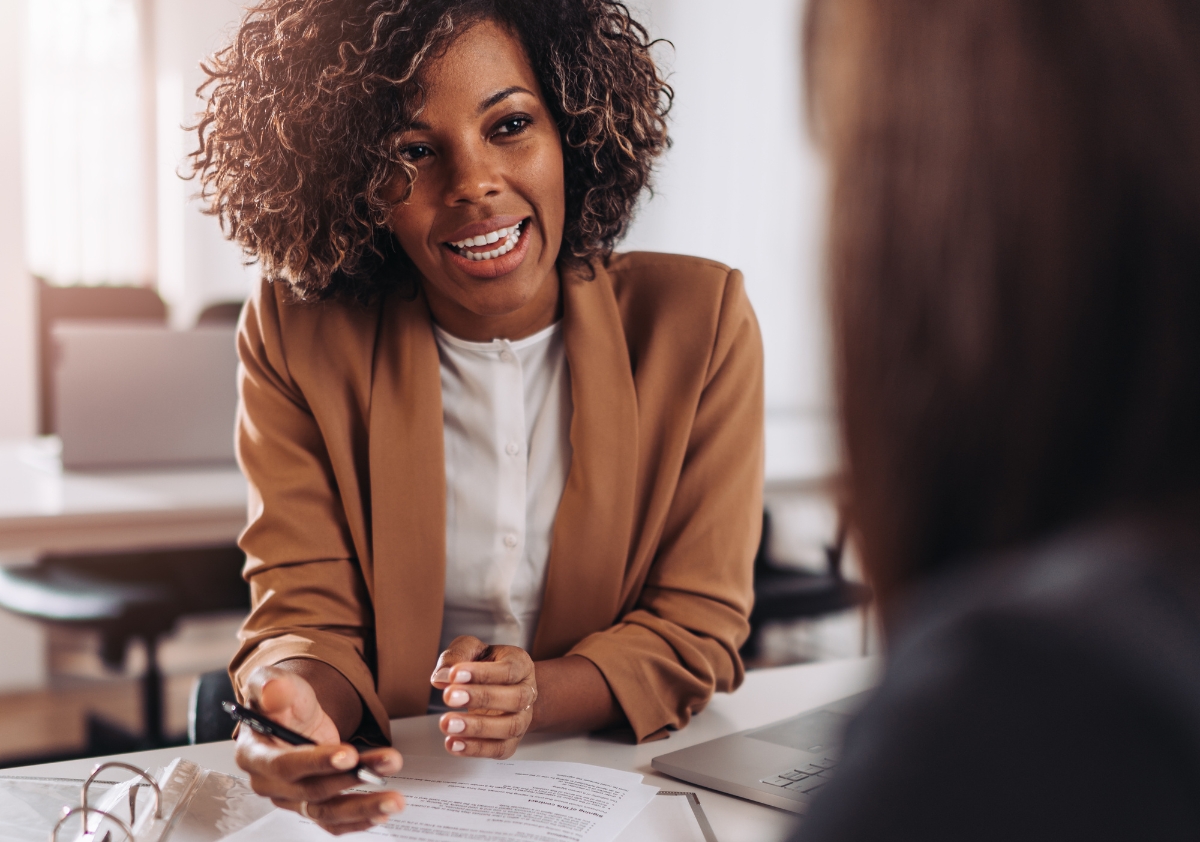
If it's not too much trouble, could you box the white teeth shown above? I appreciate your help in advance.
[450,223,520,249]
[450,221,524,260]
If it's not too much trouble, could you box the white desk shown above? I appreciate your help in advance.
[0,438,247,556]
[0,657,879,842]
[0,415,828,554]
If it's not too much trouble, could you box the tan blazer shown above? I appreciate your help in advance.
[231,252,764,743]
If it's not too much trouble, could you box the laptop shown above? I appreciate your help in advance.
[53,323,240,470]
[651,690,871,814]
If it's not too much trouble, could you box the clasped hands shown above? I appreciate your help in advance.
[235,636,537,836]
[432,635,539,759]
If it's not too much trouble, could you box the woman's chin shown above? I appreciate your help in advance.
[453,285,543,319]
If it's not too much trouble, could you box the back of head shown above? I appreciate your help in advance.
[806,0,1200,602]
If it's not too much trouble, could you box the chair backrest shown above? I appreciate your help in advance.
[196,301,245,326]
[37,279,168,435]
[189,669,238,744]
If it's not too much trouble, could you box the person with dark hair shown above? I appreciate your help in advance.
[190,0,763,833]
[793,0,1200,839]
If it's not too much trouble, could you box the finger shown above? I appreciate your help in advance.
[274,791,404,832]
[443,681,537,713]
[431,636,490,686]
[444,655,532,687]
[441,711,530,741]
[445,735,520,759]
[237,735,361,793]
[243,667,338,744]
[291,791,405,827]
[359,746,403,776]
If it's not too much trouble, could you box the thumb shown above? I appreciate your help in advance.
[431,636,489,687]
[250,670,339,745]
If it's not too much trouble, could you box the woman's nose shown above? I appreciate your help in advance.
[444,147,502,205]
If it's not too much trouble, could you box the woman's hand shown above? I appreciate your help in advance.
[431,636,538,759]
[235,664,405,836]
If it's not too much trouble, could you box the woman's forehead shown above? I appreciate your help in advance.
[418,19,539,102]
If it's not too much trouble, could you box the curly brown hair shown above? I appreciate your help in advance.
[189,0,672,303]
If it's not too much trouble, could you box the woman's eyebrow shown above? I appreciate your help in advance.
[478,85,534,114]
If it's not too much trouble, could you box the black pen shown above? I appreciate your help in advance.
[222,700,386,786]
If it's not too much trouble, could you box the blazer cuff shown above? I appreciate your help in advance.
[568,627,702,744]
[232,633,391,746]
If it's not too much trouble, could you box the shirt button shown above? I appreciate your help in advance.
[503,534,518,549]
[505,441,520,456]
[499,350,515,363]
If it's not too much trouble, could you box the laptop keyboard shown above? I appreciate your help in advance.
[759,757,837,796]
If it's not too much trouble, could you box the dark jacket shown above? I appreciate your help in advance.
[794,519,1200,841]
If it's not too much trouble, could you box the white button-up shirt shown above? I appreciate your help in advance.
[433,321,573,656]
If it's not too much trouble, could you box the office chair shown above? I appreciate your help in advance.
[741,510,872,662]
[0,547,249,749]
[196,301,245,326]
[0,281,250,754]
[190,668,239,744]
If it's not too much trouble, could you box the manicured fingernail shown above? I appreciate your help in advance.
[453,670,472,683]
[431,668,451,683]
[331,750,354,770]
[446,717,465,734]
[447,690,469,706]
[379,755,402,773]
[381,798,402,814]
[451,740,466,752]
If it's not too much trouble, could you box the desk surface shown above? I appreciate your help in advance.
[0,657,878,842]
[0,438,247,556]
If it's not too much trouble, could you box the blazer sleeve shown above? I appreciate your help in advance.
[569,269,763,741]
[229,283,390,739]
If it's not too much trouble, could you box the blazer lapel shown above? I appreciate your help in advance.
[369,291,446,717]
[532,263,639,660]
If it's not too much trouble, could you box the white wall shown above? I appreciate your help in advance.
[624,0,830,416]
[0,0,37,440]
[0,0,47,692]
[154,0,258,328]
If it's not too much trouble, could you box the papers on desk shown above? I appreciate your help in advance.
[2,756,716,842]
[0,775,115,842]
[222,756,657,842]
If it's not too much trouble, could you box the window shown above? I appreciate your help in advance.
[23,0,154,286]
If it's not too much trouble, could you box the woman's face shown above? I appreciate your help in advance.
[388,20,566,341]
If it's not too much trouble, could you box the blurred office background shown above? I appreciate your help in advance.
[0,0,864,764]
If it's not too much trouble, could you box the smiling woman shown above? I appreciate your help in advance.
[190,0,763,835]
[383,22,566,340]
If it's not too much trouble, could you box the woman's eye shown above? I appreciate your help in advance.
[494,117,531,137]
[401,144,433,162]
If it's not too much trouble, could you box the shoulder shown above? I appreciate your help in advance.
[240,278,383,386]
[891,521,1200,668]
[882,521,1200,735]
[598,251,759,367]
[798,522,1200,841]
[605,250,738,286]
[604,250,747,311]
[244,278,380,338]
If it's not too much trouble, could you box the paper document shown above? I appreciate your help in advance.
[0,776,116,842]
[220,755,657,842]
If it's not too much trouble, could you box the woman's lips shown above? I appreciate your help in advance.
[443,217,533,279]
